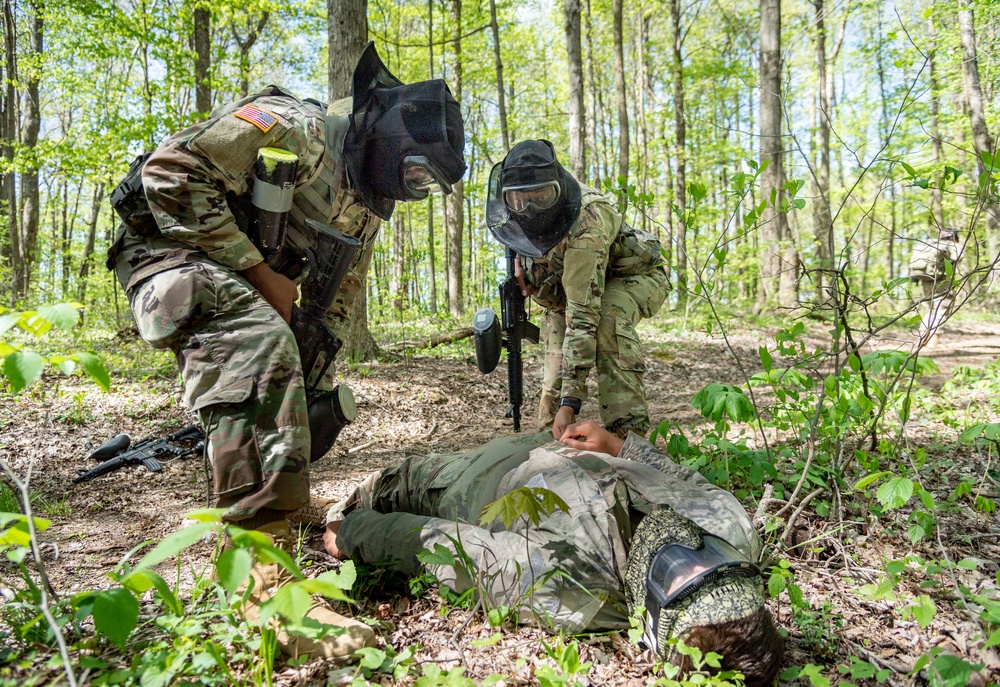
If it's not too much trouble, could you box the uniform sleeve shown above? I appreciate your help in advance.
[559,202,619,401]
[142,99,326,272]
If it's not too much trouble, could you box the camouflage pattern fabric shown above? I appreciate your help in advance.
[524,185,668,435]
[111,87,381,520]
[128,261,310,518]
[333,432,760,634]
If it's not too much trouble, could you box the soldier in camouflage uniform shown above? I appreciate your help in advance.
[324,421,783,686]
[484,140,669,439]
[108,43,466,661]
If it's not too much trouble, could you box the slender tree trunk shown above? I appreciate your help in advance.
[488,0,509,150]
[193,5,211,116]
[928,11,945,232]
[19,0,43,301]
[564,0,585,179]
[328,0,375,360]
[393,210,406,312]
[812,0,833,301]
[584,0,597,184]
[1,0,20,306]
[77,183,105,303]
[636,9,650,232]
[756,0,786,312]
[612,0,628,182]
[232,14,269,98]
[670,0,687,306]
[957,4,1000,248]
[875,15,894,281]
[447,0,464,317]
[426,0,437,314]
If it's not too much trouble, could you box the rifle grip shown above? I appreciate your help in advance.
[141,457,164,473]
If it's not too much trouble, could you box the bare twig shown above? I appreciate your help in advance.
[347,440,378,455]
[781,487,826,546]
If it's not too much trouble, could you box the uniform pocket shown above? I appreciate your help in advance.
[129,262,219,350]
[615,319,646,373]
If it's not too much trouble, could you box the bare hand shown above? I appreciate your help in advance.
[559,419,625,456]
[323,521,347,560]
[513,255,534,297]
[241,262,298,324]
[552,405,576,440]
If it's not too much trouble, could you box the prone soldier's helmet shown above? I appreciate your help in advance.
[485,140,582,258]
[625,508,782,680]
[343,42,467,220]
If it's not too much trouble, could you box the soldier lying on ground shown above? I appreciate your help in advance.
[322,421,784,685]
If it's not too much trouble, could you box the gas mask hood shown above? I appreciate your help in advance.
[342,42,467,221]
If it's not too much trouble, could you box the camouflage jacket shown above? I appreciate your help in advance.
[111,86,380,341]
[336,432,759,633]
[521,185,666,401]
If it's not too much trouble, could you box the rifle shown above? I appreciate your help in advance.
[74,425,204,484]
[472,247,540,431]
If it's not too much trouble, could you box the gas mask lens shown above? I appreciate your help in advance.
[503,182,560,214]
[646,535,760,609]
[401,156,452,199]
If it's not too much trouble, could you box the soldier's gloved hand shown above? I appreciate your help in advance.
[559,420,625,456]
[513,254,534,297]
[241,261,298,324]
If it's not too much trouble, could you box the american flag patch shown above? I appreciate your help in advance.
[233,104,278,132]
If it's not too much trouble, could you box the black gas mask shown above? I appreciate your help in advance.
[343,42,467,220]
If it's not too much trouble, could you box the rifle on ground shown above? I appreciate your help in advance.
[74,425,204,484]
[472,247,540,431]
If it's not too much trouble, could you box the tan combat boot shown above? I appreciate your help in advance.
[237,521,376,663]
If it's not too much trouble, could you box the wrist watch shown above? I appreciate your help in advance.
[559,397,582,414]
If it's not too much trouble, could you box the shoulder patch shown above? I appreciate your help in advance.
[233,104,278,132]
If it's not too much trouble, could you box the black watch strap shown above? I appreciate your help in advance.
[559,397,582,413]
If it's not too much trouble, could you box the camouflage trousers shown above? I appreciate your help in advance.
[126,260,311,521]
[539,270,669,436]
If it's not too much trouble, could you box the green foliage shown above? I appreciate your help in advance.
[537,637,592,687]
[478,486,570,529]
[0,304,109,392]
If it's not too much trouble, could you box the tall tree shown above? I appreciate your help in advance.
[928,10,945,232]
[756,0,787,310]
[193,3,211,116]
[1,0,19,306]
[328,0,376,360]
[564,0,585,179]
[19,0,43,300]
[957,3,1000,245]
[669,0,687,306]
[612,0,628,182]
[232,13,268,98]
[446,0,464,317]
[488,0,509,150]
[426,0,437,314]
[812,0,833,301]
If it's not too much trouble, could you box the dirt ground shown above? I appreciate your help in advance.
[1,318,998,685]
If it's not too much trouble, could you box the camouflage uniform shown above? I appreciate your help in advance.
[522,185,669,436]
[331,432,759,633]
[110,87,380,521]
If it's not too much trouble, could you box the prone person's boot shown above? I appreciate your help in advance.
[235,521,376,663]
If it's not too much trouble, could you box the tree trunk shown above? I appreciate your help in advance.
[328,0,367,99]
[670,0,687,307]
[1,0,20,306]
[488,0,509,150]
[328,0,375,360]
[812,0,833,301]
[928,11,945,232]
[77,183,105,303]
[19,0,43,301]
[564,0,585,179]
[193,5,211,116]
[232,14,269,98]
[584,0,597,184]
[636,10,650,232]
[756,0,786,312]
[957,5,1000,246]
[426,0,437,314]
[447,0,464,317]
[612,0,628,183]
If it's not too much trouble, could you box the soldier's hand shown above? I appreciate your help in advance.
[559,420,625,456]
[552,405,576,440]
[241,262,298,323]
[324,520,347,560]
[513,255,534,297]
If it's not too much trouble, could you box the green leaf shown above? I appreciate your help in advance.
[985,629,1000,648]
[930,654,976,687]
[121,569,182,615]
[854,471,890,490]
[788,583,805,607]
[960,423,987,442]
[37,303,81,332]
[260,583,312,624]
[903,594,936,629]
[0,312,20,336]
[900,161,917,177]
[417,544,456,567]
[215,547,253,595]
[74,351,111,391]
[876,477,914,510]
[93,588,139,648]
[759,345,773,373]
[3,351,45,392]
[471,632,503,647]
[133,522,216,571]
[768,572,787,597]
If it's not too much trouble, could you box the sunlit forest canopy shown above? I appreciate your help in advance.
[0,0,997,324]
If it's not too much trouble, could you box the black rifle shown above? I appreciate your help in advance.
[74,425,204,484]
[472,248,540,431]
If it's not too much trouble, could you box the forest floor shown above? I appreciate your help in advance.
[1,314,999,686]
